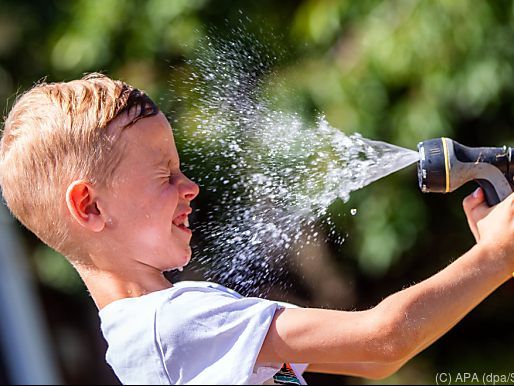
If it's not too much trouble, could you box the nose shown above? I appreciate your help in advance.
[180,173,200,201]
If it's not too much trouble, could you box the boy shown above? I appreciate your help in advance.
[1,73,513,385]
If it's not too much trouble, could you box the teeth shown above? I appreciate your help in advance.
[184,217,189,228]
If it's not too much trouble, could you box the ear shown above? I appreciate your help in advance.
[65,180,105,232]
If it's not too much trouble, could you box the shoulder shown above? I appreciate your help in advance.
[161,281,244,310]
[98,281,239,322]
[153,281,285,341]
[173,280,244,298]
[159,281,302,321]
[157,281,278,321]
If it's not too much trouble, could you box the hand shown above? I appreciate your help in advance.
[463,187,514,269]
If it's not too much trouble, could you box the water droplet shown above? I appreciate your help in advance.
[176,27,418,297]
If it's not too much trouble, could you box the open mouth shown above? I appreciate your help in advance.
[173,215,191,234]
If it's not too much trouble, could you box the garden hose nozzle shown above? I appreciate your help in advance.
[417,137,514,206]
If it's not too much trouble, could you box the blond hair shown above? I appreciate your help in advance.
[0,73,158,257]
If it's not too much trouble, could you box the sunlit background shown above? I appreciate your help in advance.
[1,0,514,384]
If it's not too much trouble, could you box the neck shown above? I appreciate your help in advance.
[75,264,173,310]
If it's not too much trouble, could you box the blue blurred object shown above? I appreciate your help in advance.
[0,201,61,384]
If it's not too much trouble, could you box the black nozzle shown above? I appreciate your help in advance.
[417,137,514,206]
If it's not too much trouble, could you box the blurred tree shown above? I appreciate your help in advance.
[1,0,514,384]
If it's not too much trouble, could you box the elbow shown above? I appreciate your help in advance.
[362,360,405,381]
[351,307,420,380]
[358,325,409,381]
[376,333,412,366]
[368,308,416,365]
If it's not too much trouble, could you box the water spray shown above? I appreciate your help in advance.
[417,138,514,206]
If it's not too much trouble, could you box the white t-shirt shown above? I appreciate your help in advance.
[99,281,308,385]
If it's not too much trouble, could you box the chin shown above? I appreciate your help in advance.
[172,251,191,270]
[181,253,191,266]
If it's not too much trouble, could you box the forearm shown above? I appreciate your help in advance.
[309,243,513,379]
[258,244,512,369]
[376,243,512,362]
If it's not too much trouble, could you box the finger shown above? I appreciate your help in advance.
[463,188,489,242]
[463,188,492,217]
[463,187,484,210]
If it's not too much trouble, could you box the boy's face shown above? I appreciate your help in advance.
[101,112,199,272]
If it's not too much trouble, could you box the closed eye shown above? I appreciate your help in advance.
[168,170,180,184]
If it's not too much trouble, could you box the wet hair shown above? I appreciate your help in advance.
[0,72,158,256]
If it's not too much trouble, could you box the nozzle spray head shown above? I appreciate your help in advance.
[417,138,448,194]
[417,137,514,206]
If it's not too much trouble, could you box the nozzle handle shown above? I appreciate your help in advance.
[475,179,502,206]
[444,139,512,206]
[452,161,512,207]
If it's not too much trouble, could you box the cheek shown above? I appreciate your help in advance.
[110,184,179,239]
[161,184,179,209]
[137,227,166,249]
[137,185,180,236]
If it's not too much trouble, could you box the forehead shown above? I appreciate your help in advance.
[115,113,179,171]
[120,112,178,163]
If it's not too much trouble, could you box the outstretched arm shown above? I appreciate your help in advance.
[257,188,514,379]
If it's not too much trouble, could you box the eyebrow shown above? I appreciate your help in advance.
[154,153,169,168]
[155,154,179,169]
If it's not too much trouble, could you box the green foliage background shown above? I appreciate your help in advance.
[1,0,514,384]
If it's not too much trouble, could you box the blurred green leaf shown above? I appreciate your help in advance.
[33,245,83,294]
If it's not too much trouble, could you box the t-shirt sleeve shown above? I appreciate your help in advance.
[155,288,283,385]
